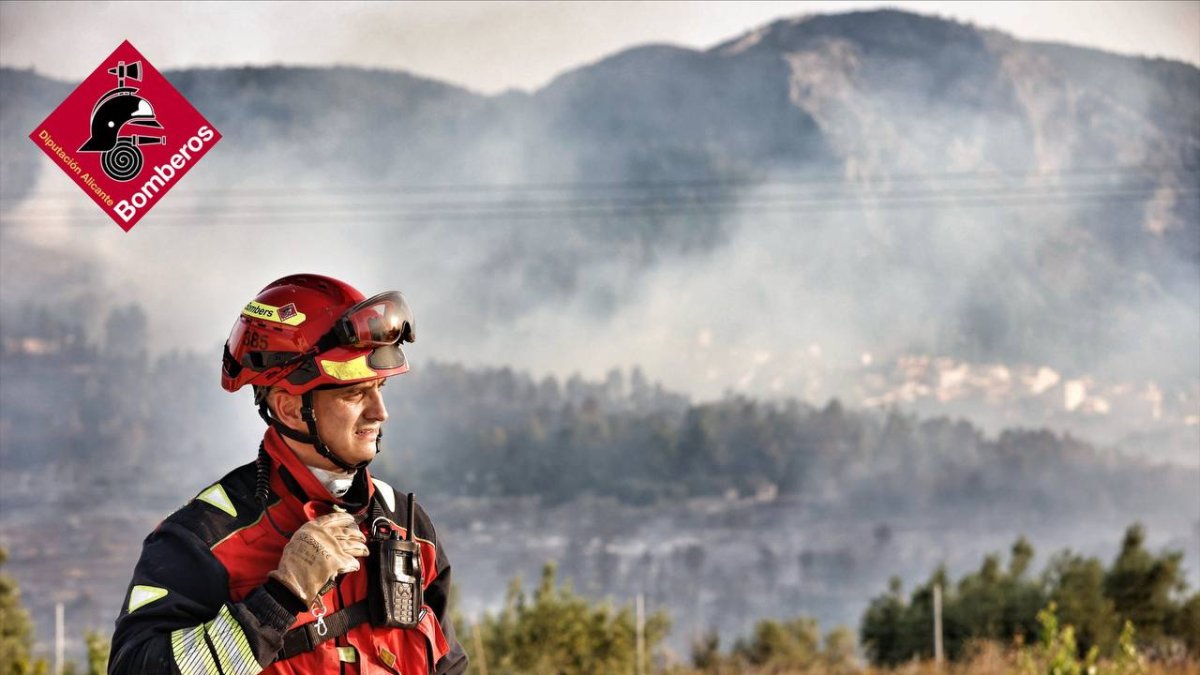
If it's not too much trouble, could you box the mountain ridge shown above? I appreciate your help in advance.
[5,9,1197,98]
[1,8,1196,456]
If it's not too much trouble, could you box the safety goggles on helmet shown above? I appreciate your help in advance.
[330,291,416,349]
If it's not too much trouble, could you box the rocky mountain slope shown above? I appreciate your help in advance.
[1,9,1196,454]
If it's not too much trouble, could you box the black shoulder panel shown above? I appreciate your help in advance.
[164,461,264,548]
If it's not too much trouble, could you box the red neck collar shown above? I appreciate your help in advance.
[263,426,375,510]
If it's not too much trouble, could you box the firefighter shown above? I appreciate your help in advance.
[109,274,468,674]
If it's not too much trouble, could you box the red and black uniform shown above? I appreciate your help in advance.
[109,428,468,675]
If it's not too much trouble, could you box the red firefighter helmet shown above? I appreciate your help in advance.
[222,274,416,471]
[222,273,414,395]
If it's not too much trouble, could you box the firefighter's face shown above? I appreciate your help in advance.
[269,378,389,471]
[309,378,389,469]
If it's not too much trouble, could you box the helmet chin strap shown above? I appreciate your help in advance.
[256,391,379,472]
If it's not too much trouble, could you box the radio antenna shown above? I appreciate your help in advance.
[405,493,415,542]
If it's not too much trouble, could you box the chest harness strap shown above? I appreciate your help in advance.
[276,601,371,662]
[274,492,394,662]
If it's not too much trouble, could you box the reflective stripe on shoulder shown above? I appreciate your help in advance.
[197,484,237,518]
[372,477,395,512]
[127,585,168,613]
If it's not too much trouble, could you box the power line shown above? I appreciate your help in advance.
[0,163,1194,201]
[5,176,1184,212]
[3,175,1192,217]
[2,165,1194,228]
[2,187,1193,228]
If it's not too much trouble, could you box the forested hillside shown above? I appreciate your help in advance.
[2,302,1193,517]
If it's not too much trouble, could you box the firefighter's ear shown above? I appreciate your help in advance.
[267,388,305,432]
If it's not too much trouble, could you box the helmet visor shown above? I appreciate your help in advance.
[338,291,415,348]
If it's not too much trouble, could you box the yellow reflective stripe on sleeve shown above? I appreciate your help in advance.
[207,605,260,675]
[170,624,221,675]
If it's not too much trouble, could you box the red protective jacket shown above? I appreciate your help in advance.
[109,428,468,674]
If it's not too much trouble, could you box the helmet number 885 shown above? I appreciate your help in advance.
[242,331,269,350]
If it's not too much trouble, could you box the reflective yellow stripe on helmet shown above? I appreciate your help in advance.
[242,300,306,326]
[318,354,376,381]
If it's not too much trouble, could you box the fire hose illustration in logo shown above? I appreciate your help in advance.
[76,60,166,182]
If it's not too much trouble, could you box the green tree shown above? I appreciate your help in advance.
[860,576,911,666]
[0,548,48,675]
[1103,524,1187,645]
[1046,551,1118,656]
[1167,592,1200,656]
[730,617,821,669]
[821,626,858,674]
[861,524,1197,667]
[948,538,1046,656]
[83,631,109,675]
[475,563,670,675]
[1021,602,1101,675]
[691,619,858,674]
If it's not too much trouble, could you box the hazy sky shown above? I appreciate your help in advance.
[2,1,1197,94]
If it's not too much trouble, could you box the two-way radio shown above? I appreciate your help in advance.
[367,492,423,629]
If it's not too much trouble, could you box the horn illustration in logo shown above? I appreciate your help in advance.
[77,60,166,182]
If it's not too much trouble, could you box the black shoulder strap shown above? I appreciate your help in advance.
[275,601,371,662]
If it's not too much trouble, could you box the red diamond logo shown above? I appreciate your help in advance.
[28,40,220,232]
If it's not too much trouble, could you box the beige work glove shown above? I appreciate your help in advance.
[268,512,368,605]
